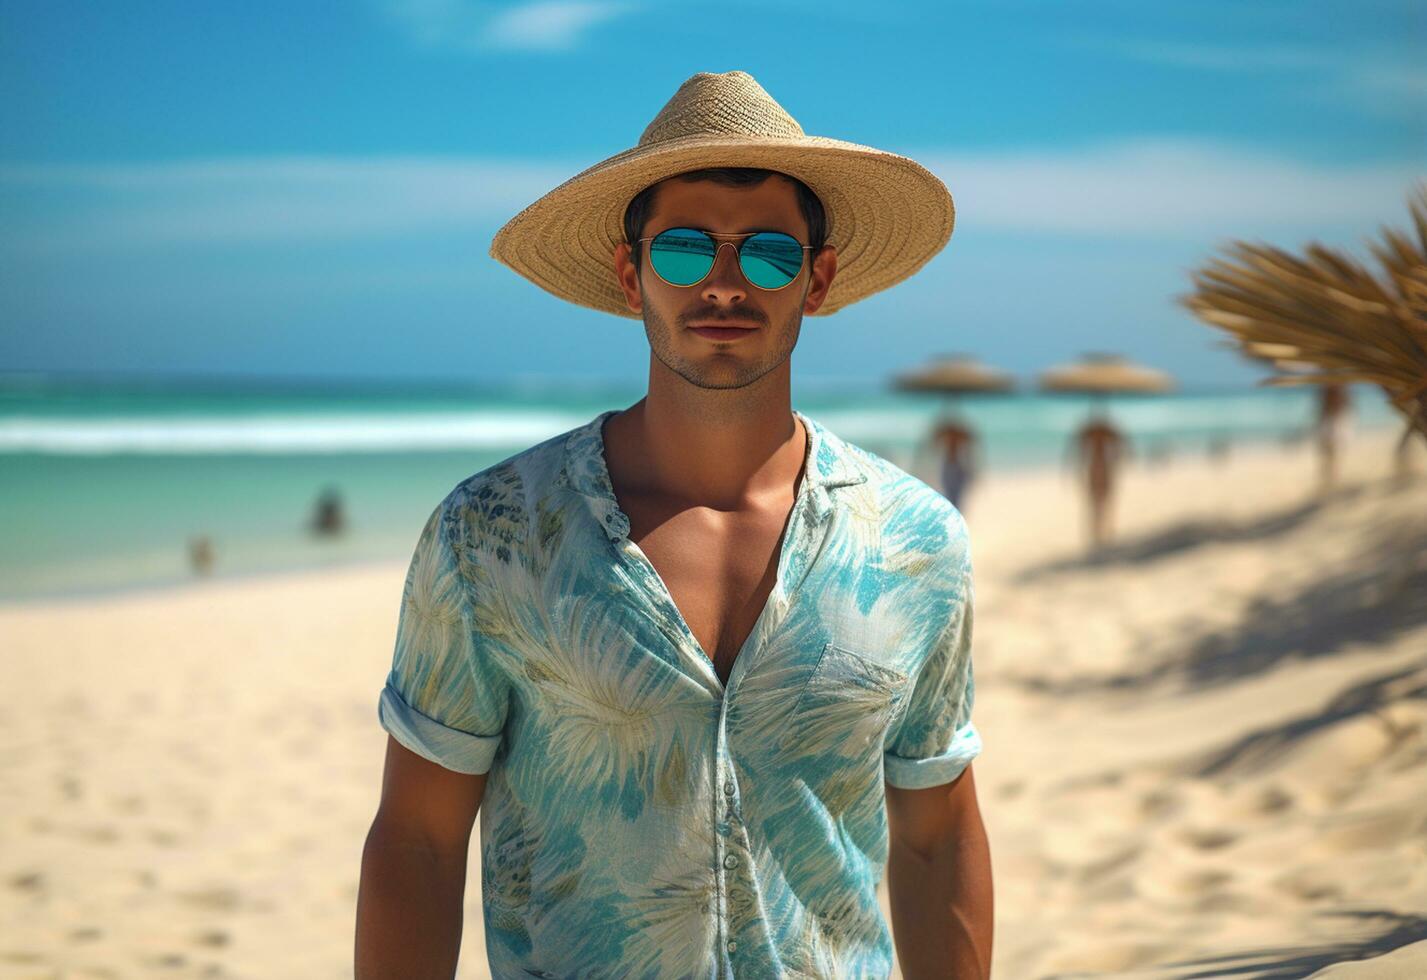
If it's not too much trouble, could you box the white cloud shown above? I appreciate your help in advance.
[485,1,633,50]
[916,138,1420,238]
[1074,37,1427,118]
[1,156,571,251]
[2,141,1419,254]
[378,0,634,52]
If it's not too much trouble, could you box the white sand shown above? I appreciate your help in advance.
[1,426,1424,979]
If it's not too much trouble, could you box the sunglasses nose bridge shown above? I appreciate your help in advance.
[705,239,747,287]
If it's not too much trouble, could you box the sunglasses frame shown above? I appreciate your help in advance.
[635,227,815,291]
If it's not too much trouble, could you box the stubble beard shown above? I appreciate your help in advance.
[642,296,804,392]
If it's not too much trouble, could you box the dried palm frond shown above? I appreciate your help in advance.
[1179,182,1427,440]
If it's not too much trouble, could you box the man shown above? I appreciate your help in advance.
[1069,411,1130,549]
[356,70,992,979]
[931,417,980,514]
[1315,381,1352,492]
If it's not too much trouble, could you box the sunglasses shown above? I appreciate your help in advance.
[636,227,813,291]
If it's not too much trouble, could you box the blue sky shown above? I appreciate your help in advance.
[2,0,1423,389]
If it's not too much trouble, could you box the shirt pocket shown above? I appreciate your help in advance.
[775,641,911,759]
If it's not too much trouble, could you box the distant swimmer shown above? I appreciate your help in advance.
[932,418,980,513]
[1069,414,1131,549]
[311,486,346,536]
[188,535,214,576]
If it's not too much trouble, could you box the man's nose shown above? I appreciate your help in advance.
[700,241,748,306]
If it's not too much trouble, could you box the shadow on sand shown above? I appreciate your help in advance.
[1011,483,1427,700]
[1014,484,1370,585]
[1147,909,1427,979]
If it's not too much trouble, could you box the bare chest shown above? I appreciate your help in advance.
[625,500,795,686]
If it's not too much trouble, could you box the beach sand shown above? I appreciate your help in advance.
[1,426,1424,979]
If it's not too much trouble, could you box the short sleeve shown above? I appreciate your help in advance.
[883,551,982,790]
[377,495,511,775]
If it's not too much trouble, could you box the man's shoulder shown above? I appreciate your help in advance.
[430,415,593,557]
[818,420,970,571]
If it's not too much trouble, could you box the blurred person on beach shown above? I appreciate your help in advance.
[187,535,214,576]
[1068,412,1131,548]
[1207,431,1231,464]
[310,485,346,537]
[356,71,992,979]
[1393,420,1419,484]
[1315,382,1352,492]
[933,417,980,512]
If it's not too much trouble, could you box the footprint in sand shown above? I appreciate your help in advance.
[1137,787,1183,820]
[1273,867,1344,902]
[1228,782,1295,818]
[139,951,189,969]
[177,886,242,912]
[1317,807,1420,853]
[75,824,120,844]
[114,793,146,815]
[1175,825,1239,850]
[8,870,44,893]
[1136,864,1237,904]
[996,779,1025,800]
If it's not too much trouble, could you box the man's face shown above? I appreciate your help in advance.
[612,175,838,391]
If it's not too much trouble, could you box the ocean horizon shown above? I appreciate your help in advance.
[0,370,1400,602]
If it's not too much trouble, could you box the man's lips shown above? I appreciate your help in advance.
[687,320,760,341]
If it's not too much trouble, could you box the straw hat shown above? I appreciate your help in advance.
[489,70,955,319]
[1038,353,1175,394]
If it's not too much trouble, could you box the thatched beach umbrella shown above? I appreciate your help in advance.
[1038,352,1175,397]
[892,353,1016,396]
[893,352,1015,429]
[1180,182,1427,442]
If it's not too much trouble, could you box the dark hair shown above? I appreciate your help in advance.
[622,167,828,275]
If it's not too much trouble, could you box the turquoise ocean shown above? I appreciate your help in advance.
[0,372,1398,602]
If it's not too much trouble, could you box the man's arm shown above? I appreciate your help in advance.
[885,763,993,980]
[355,735,488,980]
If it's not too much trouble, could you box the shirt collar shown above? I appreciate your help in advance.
[559,408,868,542]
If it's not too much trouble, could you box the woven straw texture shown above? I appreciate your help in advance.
[893,355,1015,393]
[1181,183,1427,439]
[488,71,955,319]
[1038,353,1176,394]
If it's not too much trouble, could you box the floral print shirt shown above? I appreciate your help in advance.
[377,407,981,978]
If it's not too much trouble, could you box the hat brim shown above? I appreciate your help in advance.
[489,134,955,319]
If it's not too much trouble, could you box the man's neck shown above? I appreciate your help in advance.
[602,391,807,511]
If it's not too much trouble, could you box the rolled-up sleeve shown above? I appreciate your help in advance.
[378,495,510,775]
[883,551,981,790]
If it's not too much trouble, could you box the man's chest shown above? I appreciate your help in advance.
[625,499,795,686]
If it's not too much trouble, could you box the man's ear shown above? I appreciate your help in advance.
[612,242,643,314]
[802,245,838,315]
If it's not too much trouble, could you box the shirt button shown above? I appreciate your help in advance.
[723,780,735,796]
[727,939,738,953]
[722,853,738,870]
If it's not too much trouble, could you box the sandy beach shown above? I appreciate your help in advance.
[2,424,1424,979]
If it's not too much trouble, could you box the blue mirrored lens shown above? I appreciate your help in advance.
[739,232,805,288]
[649,228,715,286]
